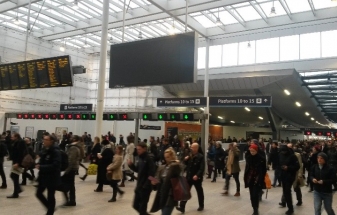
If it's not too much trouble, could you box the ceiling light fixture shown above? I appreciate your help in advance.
[138,31,143,39]
[60,39,66,52]
[247,41,251,48]
[14,16,20,25]
[230,121,235,123]
[169,19,176,35]
[215,8,222,26]
[284,89,290,95]
[311,117,315,121]
[270,0,276,15]
[200,108,204,111]
[245,107,250,112]
[109,36,114,44]
[218,116,223,119]
[305,112,310,116]
[258,116,263,120]
[73,0,79,9]
[295,102,301,107]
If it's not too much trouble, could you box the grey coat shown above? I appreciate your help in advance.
[65,143,80,173]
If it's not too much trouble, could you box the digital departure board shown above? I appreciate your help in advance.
[0,55,73,91]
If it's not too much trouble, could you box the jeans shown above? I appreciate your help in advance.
[314,191,336,215]
[249,185,262,210]
[281,186,302,204]
[161,205,174,215]
[133,188,152,215]
[22,169,35,183]
[62,170,76,203]
[10,172,21,196]
[224,172,240,192]
[179,179,204,209]
[36,185,56,215]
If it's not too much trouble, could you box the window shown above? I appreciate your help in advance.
[300,32,320,59]
[256,38,279,63]
[209,45,222,68]
[238,41,255,65]
[321,30,337,58]
[198,47,206,69]
[280,35,299,61]
[222,43,238,66]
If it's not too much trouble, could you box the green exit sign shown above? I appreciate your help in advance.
[89,114,96,120]
[142,114,151,120]
[108,114,117,120]
[169,113,180,121]
[81,114,89,120]
[183,113,193,121]
[157,113,167,120]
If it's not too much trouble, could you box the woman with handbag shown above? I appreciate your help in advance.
[150,147,183,215]
[106,145,125,202]
[94,139,114,192]
[120,135,135,187]
[80,137,101,181]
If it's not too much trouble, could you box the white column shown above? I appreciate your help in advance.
[204,38,210,151]
[95,0,110,137]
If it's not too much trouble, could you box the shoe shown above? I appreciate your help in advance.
[308,189,313,192]
[79,176,87,181]
[176,206,185,214]
[119,190,125,198]
[119,183,125,187]
[0,185,7,189]
[222,190,228,195]
[94,189,103,192]
[234,192,240,197]
[285,210,294,215]
[197,207,204,211]
[211,180,216,182]
[108,198,116,202]
[296,201,302,206]
[20,182,26,186]
[7,195,19,198]
[63,202,76,206]
[279,202,286,207]
[128,179,134,182]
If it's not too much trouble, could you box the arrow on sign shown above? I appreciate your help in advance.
[160,100,163,103]
[144,115,148,119]
[264,99,268,102]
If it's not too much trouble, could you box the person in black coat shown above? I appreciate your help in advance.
[35,134,61,215]
[309,145,320,192]
[327,143,337,191]
[176,143,205,213]
[244,144,266,215]
[7,133,26,198]
[213,141,226,181]
[5,130,11,160]
[268,142,281,187]
[278,145,300,215]
[0,133,7,188]
[21,137,36,185]
[94,140,114,192]
[79,136,101,181]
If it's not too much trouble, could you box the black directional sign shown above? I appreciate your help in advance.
[209,96,272,107]
[157,97,207,107]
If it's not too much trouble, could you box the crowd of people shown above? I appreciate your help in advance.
[0,130,336,215]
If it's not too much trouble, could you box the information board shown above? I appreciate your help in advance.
[0,55,73,91]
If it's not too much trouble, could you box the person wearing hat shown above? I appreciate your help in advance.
[309,152,336,215]
[309,145,321,192]
[278,145,300,215]
[244,143,266,215]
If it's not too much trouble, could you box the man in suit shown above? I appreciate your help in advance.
[176,143,205,213]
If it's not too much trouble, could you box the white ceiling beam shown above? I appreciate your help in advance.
[249,1,268,24]
[0,0,42,13]
[224,6,246,27]
[307,0,316,16]
[200,11,225,32]
[132,0,149,11]
[279,0,292,20]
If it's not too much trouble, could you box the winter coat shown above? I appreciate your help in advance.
[268,147,280,170]
[107,154,123,181]
[123,143,135,172]
[65,143,80,174]
[310,164,336,193]
[37,145,61,188]
[244,151,266,188]
[90,143,101,164]
[11,139,26,166]
[279,148,300,184]
[214,147,226,169]
[96,146,114,185]
[184,152,205,181]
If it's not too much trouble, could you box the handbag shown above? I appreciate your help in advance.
[21,154,35,169]
[87,164,98,175]
[170,176,191,201]
[106,171,113,181]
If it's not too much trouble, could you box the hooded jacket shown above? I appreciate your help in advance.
[279,145,300,183]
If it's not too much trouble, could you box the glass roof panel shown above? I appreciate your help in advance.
[260,1,287,17]
[312,0,337,10]
[232,2,251,8]
[235,5,262,21]
[219,10,239,25]
[193,15,217,28]
[285,0,311,13]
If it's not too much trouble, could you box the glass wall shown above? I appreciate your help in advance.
[198,29,337,69]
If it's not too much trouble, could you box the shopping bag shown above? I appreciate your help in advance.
[87,164,98,175]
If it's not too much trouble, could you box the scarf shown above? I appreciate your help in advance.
[226,149,234,175]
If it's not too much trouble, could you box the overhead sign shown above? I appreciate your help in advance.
[60,104,93,112]
[209,96,272,107]
[157,97,206,107]
[140,125,161,130]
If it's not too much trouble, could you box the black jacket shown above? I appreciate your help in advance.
[214,147,226,169]
[184,152,205,181]
[310,164,336,193]
[37,145,61,188]
[327,148,337,167]
[279,148,300,183]
[96,147,114,185]
[129,152,156,191]
[268,147,280,170]
[90,144,101,164]
[244,152,266,188]
[11,139,26,166]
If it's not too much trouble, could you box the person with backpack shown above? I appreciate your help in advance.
[35,134,61,215]
[62,135,81,206]
[150,147,183,215]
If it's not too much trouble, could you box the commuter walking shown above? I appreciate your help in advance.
[244,144,267,215]
[107,145,124,202]
[0,133,7,188]
[7,133,26,198]
[268,142,281,187]
[213,141,226,182]
[95,139,114,192]
[21,137,36,185]
[62,135,80,206]
[128,142,156,215]
[206,142,216,179]
[80,136,101,181]
[310,152,336,215]
[120,135,135,187]
[176,143,205,213]
[35,135,61,215]
[223,143,241,196]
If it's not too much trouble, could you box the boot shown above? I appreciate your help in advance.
[80,174,87,181]
[119,179,125,187]
[0,184,7,189]
[108,189,117,202]
[253,207,259,215]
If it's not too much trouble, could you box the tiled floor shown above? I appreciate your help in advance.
[0,161,335,215]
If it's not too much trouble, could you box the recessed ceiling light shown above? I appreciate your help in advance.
[305,112,310,116]
[311,117,314,121]
[284,89,290,95]
[245,107,250,112]
[258,116,263,120]
[230,121,235,123]
[200,108,204,111]
[218,116,223,119]
[295,102,301,107]
[60,46,65,52]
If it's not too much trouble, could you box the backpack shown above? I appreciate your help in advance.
[59,150,69,171]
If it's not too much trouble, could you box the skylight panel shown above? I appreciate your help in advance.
[194,15,217,28]
[285,0,311,13]
[312,0,337,10]
[235,5,262,21]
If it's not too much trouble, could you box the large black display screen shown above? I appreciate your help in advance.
[109,32,198,88]
[0,55,73,91]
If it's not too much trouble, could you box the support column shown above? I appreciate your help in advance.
[203,38,210,157]
[95,0,109,137]
[134,119,139,145]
